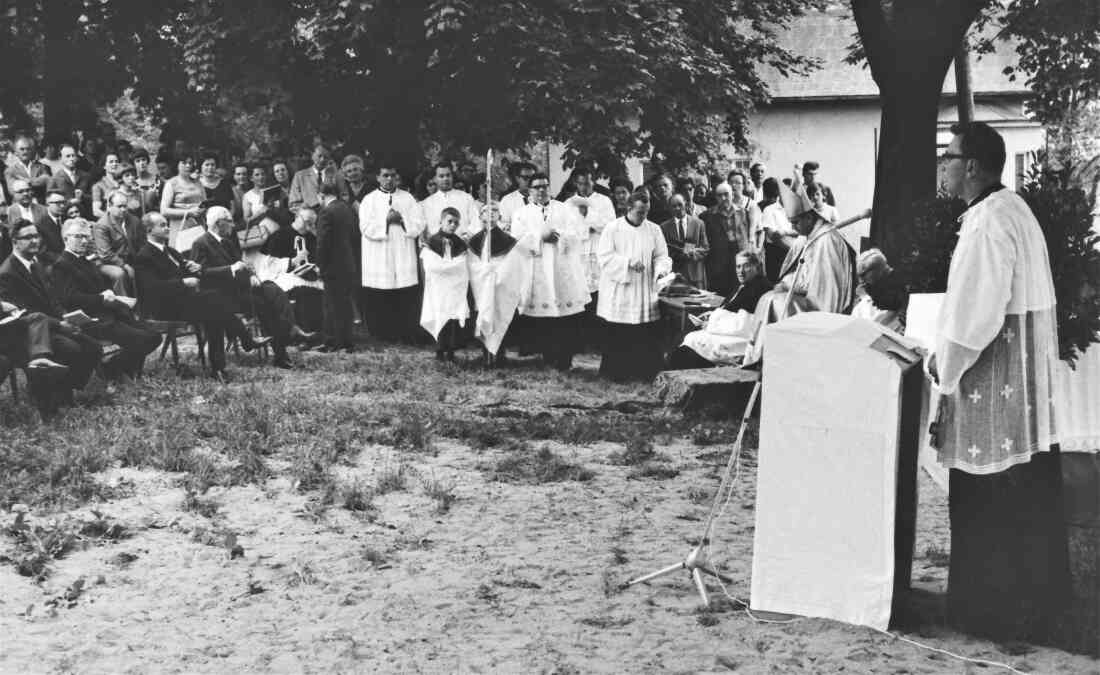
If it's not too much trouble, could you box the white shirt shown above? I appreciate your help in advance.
[420,189,482,239]
[358,188,425,289]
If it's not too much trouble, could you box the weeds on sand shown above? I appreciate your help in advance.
[1,508,128,580]
[484,444,595,484]
[340,480,376,514]
[388,409,436,454]
[181,485,220,519]
[686,487,711,504]
[374,464,410,494]
[421,474,457,514]
[607,435,657,466]
[361,546,390,567]
[628,462,680,480]
[924,544,950,568]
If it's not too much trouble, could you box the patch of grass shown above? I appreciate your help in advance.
[421,474,457,514]
[388,408,435,454]
[484,445,595,484]
[181,484,220,519]
[924,544,950,568]
[607,434,657,466]
[375,464,410,494]
[580,615,634,629]
[609,545,628,565]
[340,480,376,515]
[1,509,128,580]
[686,487,711,504]
[361,546,389,567]
[628,462,680,480]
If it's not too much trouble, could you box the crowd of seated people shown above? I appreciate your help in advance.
[0,126,900,415]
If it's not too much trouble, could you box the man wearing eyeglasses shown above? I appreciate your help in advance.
[509,172,590,370]
[499,162,536,231]
[37,191,70,262]
[0,220,103,409]
[51,218,160,380]
[6,179,48,241]
[928,121,1068,645]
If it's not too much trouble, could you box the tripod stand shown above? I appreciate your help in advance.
[626,209,870,607]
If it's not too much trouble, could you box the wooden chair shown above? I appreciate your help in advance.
[144,319,206,370]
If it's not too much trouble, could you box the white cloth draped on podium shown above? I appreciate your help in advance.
[750,313,920,631]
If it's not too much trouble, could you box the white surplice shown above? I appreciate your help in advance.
[596,217,672,324]
[420,189,482,239]
[358,188,425,289]
[510,200,590,317]
[419,246,470,340]
[930,187,1059,474]
[469,246,529,355]
[499,190,528,230]
[565,191,616,293]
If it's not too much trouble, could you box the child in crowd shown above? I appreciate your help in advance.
[420,206,470,360]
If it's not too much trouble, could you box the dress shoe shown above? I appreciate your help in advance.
[27,357,69,373]
[240,335,273,352]
[313,343,336,353]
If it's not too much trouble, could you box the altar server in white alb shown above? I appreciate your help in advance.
[359,163,425,342]
[420,162,480,239]
[596,189,672,381]
[420,207,470,360]
[929,121,1068,646]
[565,166,616,345]
[468,202,524,362]
[510,172,590,370]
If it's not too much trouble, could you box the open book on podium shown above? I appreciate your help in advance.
[750,312,924,631]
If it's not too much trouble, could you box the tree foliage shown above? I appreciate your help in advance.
[1,0,825,173]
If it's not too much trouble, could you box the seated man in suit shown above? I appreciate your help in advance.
[133,212,271,383]
[37,191,70,263]
[0,220,103,408]
[190,206,311,370]
[94,191,145,295]
[52,218,161,380]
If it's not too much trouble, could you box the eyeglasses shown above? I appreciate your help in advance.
[938,152,967,163]
[47,200,66,206]
[530,183,550,190]
[15,233,40,240]
[14,188,31,193]
[67,233,91,240]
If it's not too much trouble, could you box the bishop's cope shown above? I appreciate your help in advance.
[927,121,1069,646]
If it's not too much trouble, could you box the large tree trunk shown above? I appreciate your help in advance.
[852,0,987,261]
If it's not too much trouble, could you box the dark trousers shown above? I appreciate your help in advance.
[50,324,102,391]
[362,285,420,342]
[436,319,460,356]
[151,289,250,373]
[289,287,324,333]
[947,448,1070,645]
[322,278,356,348]
[14,311,54,361]
[83,316,162,378]
[527,313,583,370]
[666,344,715,370]
[599,320,664,382]
[245,280,295,357]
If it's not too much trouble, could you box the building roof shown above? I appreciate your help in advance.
[764,8,1030,101]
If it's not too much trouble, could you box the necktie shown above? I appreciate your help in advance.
[678,218,685,242]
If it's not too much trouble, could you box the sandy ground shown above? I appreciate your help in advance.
[0,353,1096,674]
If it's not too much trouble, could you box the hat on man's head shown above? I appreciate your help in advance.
[205,206,232,228]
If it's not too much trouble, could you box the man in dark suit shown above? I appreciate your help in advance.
[46,145,93,219]
[660,193,709,289]
[316,183,360,352]
[189,206,303,369]
[94,191,145,294]
[133,213,270,382]
[36,192,69,262]
[0,220,103,406]
[5,180,49,234]
[52,218,161,379]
